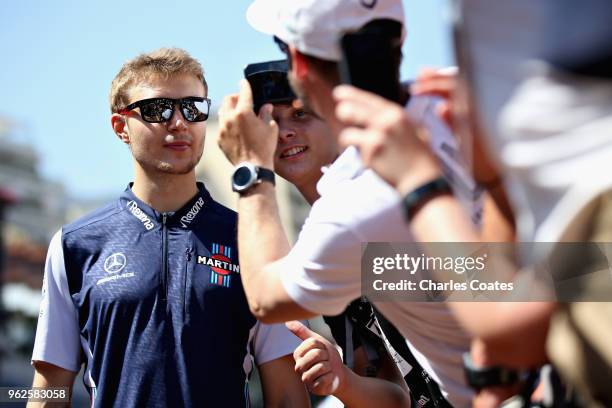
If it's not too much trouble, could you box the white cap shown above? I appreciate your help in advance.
[247,0,405,61]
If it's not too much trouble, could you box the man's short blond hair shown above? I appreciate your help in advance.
[109,47,207,113]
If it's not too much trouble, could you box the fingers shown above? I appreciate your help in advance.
[293,335,328,360]
[258,103,273,120]
[237,79,254,112]
[415,66,458,81]
[259,103,279,134]
[285,320,317,342]
[334,84,385,109]
[289,323,345,397]
[294,347,329,373]
[296,355,339,396]
[218,94,239,119]
[334,85,400,128]
[335,98,373,128]
[300,361,333,384]
[338,127,369,150]
[412,66,458,98]
[411,79,455,98]
[435,102,454,129]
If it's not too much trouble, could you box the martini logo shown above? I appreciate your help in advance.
[198,243,239,287]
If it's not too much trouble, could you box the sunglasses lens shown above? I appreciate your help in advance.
[140,99,174,123]
[182,99,209,122]
[133,98,209,123]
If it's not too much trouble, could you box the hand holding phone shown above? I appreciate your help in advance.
[338,20,402,103]
[244,59,296,113]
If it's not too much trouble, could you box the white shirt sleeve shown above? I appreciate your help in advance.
[280,215,363,317]
[31,229,82,372]
[251,321,302,366]
[280,167,411,317]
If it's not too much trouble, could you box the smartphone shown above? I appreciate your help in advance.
[244,59,295,113]
[338,29,401,103]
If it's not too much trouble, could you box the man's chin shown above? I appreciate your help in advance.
[274,166,309,186]
[154,160,198,175]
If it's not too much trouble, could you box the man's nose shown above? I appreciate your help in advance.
[278,124,296,142]
[167,105,188,131]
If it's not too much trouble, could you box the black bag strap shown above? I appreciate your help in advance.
[324,298,454,407]
[372,306,454,408]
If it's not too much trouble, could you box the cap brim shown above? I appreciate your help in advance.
[246,0,282,36]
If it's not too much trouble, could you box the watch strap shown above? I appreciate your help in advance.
[402,176,452,221]
[256,166,276,186]
[463,353,522,391]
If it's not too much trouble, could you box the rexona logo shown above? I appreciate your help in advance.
[180,197,205,228]
[127,200,155,230]
[198,243,239,288]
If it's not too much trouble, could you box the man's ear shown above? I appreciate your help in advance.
[289,46,309,80]
[111,113,130,145]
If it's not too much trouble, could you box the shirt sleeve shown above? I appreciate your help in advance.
[252,321,303,365]
[31,229,82,372]
[279,219,363,317]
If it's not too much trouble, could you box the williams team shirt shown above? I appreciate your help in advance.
[32,183,300,407]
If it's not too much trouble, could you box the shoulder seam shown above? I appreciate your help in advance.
[63,204,125,236]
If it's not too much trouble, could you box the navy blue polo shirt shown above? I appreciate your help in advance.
[32,183,300,407]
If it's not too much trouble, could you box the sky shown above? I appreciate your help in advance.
[0,0,453,199]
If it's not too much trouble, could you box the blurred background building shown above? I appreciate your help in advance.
[0,115,72,395]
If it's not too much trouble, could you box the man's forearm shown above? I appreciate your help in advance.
[334,368,410,408]
[28,362,76,408]
[237,182,291,314]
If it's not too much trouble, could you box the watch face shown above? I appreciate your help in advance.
[233,166,253,188]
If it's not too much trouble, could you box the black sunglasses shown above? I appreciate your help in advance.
[118,97,211,123]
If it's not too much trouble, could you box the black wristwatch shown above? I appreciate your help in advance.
[231,162,276,195]
[402,176,452,221]
[463,353,523,391]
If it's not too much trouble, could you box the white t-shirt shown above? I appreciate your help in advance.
[280,95,479,408]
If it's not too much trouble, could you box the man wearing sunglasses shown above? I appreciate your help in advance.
[29,48,308,408]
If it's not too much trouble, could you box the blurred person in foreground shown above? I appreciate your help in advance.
[216,1,514,406]
[28,48,308,408]
[333,1,612,406]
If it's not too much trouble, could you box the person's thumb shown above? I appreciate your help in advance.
[237,79,254,112]
[259,103,278,132]
[285,320,317,341]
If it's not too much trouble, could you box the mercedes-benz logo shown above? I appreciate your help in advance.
[104,252,127,274]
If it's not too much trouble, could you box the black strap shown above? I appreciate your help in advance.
[372,307,454,408]
[402,176,452,221]
[324,299,454,408]
[256,167,276,185]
